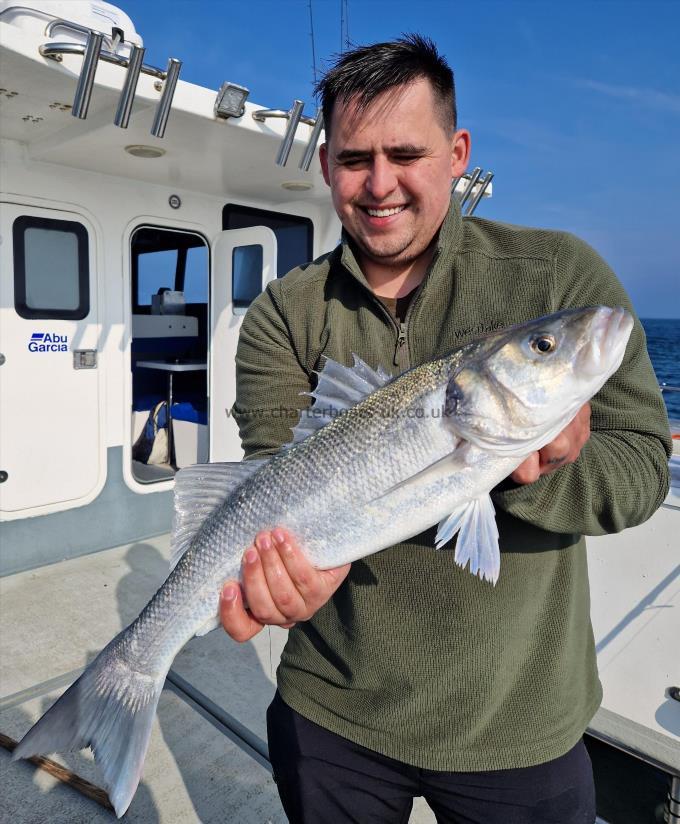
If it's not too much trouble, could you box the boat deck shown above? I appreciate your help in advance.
[2,496,678,822]
[0,535,437,823]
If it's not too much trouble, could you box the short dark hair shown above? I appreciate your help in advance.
[315,34,456,139]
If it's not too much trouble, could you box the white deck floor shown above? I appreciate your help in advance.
[3,497,678,821]
[0,535,437,822]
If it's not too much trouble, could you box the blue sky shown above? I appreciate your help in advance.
[122,0,679,318]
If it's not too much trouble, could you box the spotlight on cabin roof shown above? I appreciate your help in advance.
[214,82,250,119]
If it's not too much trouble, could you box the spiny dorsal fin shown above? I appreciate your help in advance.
[288,354,391,446]
[170,460,267,571]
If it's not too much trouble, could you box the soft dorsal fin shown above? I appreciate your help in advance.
[288,354,391,446]
[170,460,267,571]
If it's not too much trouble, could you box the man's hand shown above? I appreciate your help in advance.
[511,402,591,485]
[220,528,351,643]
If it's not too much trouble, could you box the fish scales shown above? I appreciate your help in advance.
[12,306,634,817]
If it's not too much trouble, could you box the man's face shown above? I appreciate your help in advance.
[320,78,470,272]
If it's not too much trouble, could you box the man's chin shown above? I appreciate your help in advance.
[357,241,422,269]
[351,231,412,260]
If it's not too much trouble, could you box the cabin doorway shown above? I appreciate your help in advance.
[130,226,209,483]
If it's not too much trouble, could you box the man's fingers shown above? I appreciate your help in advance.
[257,531,308,620]
[241,540,292,625]
[273,528,351,608]
[223,528,352,636]
[511,452,540,484]
[539,403,591,471]
[538,432,571,468]
[220,582,264,643]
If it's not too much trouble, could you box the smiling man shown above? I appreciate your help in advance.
[221,36,670,824]
[321,75,465,300]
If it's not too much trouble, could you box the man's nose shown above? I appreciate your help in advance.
[365,156,398,200]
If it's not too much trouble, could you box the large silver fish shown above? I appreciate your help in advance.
[13,305,633,816]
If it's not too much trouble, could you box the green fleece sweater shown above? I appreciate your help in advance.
[233,199,671,771]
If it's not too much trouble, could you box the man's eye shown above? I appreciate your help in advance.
[392,154,421,164]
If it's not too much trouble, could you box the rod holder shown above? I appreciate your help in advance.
[71,31,104,119]
[151,58,182,138]
[275,99,304,167]
[114,44,145,128]
[465,171,494,216]
[458,167,482,208]
[299,108,324,171]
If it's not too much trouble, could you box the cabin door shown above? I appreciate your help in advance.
[0,202,103,517]
[210,226,277,461]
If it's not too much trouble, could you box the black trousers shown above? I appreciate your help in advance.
[267,692,596,824]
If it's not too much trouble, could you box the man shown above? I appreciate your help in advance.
[220,36,671,823]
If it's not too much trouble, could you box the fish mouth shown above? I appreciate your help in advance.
[579,306,633,378]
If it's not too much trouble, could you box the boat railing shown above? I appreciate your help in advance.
[39,19,181,134]
[452,168,494,216]
[252,102,324,169]
[2,6,323,166]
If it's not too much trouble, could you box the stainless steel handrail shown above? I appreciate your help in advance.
[253,102,322,167]
[71,32,103,119]
[299,108,324,170]
[252,108,317,127]
[114,44,145,128]
[39,41,167,79]
[150,58,182,138]
[45,16,113,47]
[275,99,305,167]
[465,171,494,216]
[458,167,482,209]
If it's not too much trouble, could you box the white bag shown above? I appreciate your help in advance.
[132,401,169,465]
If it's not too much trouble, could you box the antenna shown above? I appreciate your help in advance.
[308,0,318,86]
[340,0,350,52]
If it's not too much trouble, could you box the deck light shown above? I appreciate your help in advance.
[214,82,250,119]
[281,181,312,191]
[125,144,165,158]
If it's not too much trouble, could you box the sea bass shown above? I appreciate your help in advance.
[13,305,633,816]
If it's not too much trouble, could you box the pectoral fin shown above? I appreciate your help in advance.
[435,494,500,585]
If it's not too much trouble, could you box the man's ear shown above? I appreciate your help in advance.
[451,129,471,179]
[319,143,331,186]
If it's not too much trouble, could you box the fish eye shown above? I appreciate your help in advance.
[530,334,557,354]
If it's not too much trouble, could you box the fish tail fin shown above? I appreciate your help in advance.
[12,638,166,818]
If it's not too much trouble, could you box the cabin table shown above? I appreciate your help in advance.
[137,360,207,468]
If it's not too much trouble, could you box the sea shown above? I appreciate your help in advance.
[641,318,680,421]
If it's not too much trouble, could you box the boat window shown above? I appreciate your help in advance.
[223,204,313,278]
[131,226,207,312]
[13,216,89,320]
[233,244,264,309]
[183,246,209,303]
